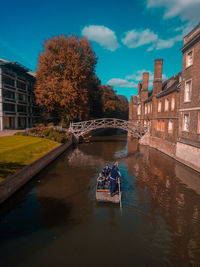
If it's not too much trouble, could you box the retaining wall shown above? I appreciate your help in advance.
[139,133,199,173]
[0,139,72,204]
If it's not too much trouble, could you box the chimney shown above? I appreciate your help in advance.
[153,59,163,94]
[137,82,142,96]
[142,72,149,91]
[141,72,149,101]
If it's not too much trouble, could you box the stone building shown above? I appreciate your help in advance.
[129,23,200,172]
[0,59,39,130]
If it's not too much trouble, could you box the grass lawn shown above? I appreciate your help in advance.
[0,136,60,182]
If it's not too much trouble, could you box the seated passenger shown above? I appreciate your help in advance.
[102,164,111,178]
[97,173,105,189]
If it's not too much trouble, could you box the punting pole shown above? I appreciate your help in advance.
[118,177,122,211]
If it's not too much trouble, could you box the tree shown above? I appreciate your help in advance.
[35,35,97,122]
[99,85,128,119]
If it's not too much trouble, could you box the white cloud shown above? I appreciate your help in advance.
[122,29,158,48]
[107,78,137,88]
[121,27,187,51]
[82,25,119,51]
[107,70,167,90]
[146,0,200,23]
[126,70,167,87]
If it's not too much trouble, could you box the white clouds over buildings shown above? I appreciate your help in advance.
[107,78,137,88]
[121,29,157,48]
[82,25,119,51]
[122,28,185,51]
[147,0,200,23]
[107,70,167,89]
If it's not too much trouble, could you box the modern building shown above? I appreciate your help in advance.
[0,59,39,130]
[129,23,200,172]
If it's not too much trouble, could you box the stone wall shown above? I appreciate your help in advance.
[0,139,72,204]
[139,133,200,173]
[139,133,176,158]
[176,142,200,173]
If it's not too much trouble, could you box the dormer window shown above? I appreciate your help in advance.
[186,51,193,67]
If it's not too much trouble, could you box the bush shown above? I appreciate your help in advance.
[14,131,27,136]
[43,128,69,143]
[47,122,54,127]
[37,123,45,127]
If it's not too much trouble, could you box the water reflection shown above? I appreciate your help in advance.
[128,140,200,265]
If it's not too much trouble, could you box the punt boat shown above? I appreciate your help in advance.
[96,169,122,204]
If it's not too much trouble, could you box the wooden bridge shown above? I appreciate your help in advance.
[69,118,147,139]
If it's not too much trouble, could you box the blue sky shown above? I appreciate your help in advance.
[0,0,199,100]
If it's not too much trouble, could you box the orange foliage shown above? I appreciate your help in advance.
[35,35,97,121]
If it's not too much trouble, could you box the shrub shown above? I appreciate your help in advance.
[37,123,45,127]
[47,122,54,127]
[14,131,27,136]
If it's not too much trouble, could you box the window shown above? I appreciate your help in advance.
[17,80,26,91]
[3,103,15,112]
[17,105,27,113]
[157,120,161,131]
[158,101,162,112]
[168,120,173,133]
[187,51,193,67]
[183,114,189,131]
[145,105,147,114]
[137,104,141,115]
[161,120,165,132]
[185,80,191,102]
[165,99,169,111]
[171,97,175,111]
[147,104,150,114]
[198,112,200,134]
[3,90,15,100]
[2,75,15,87]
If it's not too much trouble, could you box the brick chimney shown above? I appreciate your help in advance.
[153,59,163,94]
[141,72,149,101]
[137,82,142,96]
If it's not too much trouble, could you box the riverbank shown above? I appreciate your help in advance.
[0,136,60,181]
[0,136,72,204]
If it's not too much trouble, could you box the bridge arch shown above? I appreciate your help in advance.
[69,118,146,139]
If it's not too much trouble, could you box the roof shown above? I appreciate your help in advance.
[0,58,35,78]
[156,72,181,98]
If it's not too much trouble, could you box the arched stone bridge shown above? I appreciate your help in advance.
[69,118,147,139]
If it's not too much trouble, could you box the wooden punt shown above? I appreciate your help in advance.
[96,190,122,204]
[96,172,122,204]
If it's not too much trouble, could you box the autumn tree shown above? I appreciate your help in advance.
[35,35,97,123]
[99,85,128,119]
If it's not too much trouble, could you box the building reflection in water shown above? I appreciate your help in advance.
[127,138,200,265]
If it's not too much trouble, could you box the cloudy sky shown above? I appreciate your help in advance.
[0,0,199,100]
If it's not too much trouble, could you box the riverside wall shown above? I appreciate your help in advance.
[0,139,72,204]
[139,133,200,173]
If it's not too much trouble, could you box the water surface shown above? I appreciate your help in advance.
[0,132,200,266]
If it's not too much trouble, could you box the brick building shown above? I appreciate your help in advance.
[129,24,200,172]
[0,59,39,130]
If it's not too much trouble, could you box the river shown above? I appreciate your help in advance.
[0,131,200,267]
